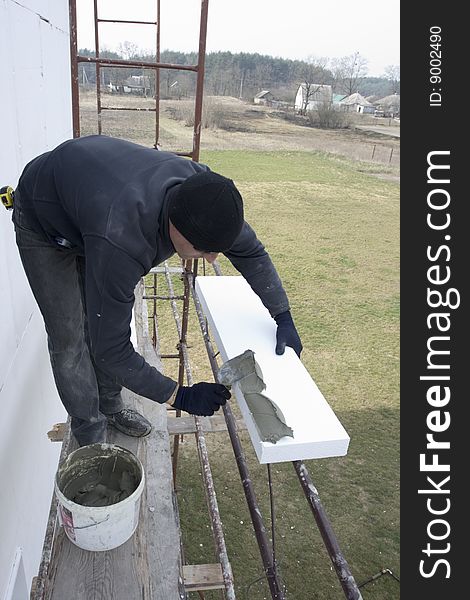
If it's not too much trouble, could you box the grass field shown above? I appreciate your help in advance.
[82,94,400,598]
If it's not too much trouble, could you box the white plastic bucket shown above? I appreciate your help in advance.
[55,443,145,551]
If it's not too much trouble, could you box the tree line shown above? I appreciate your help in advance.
[78,45,400,102]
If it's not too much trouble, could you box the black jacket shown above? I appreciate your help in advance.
[16,135,289,403]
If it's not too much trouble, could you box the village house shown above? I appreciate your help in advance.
[294,83,333,112]
[339,92,375,113]
[108,74,151,95]
[374,93,400,117]
[254,90,274,105]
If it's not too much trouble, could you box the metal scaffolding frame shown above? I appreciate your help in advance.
[69,0,208,160]
[67,2,362,598]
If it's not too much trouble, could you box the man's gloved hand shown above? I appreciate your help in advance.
[274,310,303,357]
[172,382,231,416]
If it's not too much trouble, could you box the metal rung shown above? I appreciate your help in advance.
[76,56,199,72]
[101,107,157,112]
[97,18,157,25]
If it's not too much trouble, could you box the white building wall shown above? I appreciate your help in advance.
[294,84,333,112]
[294,85,303,111]
[0,1,72,598]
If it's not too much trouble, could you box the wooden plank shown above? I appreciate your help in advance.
[183,564,225,592]
[195,276,350,464]
[30,577,38,600]
[47,422,66,442]
[32,418,75,600]
[167,414,247,435]
[43,280,186,600]
[150,265,183,274]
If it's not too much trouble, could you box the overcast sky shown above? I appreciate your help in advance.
[77,0,400,77]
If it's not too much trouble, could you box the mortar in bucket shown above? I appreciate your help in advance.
[55,443,145,551]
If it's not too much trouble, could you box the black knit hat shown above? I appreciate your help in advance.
[168,171,244,252]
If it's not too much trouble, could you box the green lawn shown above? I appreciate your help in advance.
[158,149,399,599]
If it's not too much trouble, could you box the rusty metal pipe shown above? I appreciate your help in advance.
[68,0,80,138]
[192,0,210,162]
[163,261,189,483]
[77,55,198,72]
[267,464,277,570]
[178,261,191,386]
[293,461,362,599]
[92,0,102,134]
[155,0,161,147]
[97,19,157,25]
[174,152,194,158]
[101,106,157,112]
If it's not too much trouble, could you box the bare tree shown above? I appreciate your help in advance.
[331,52,368,96]
[118,41,139,60]
[298,56,330,115]
[253,62,274,97]
[383,65,400,93]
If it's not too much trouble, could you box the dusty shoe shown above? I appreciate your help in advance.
[106,408,152,437]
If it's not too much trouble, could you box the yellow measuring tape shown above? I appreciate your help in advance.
[0,186,14,210]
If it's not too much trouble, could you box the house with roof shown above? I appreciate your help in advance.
[254,90,274,105]
[108,75,151,95]
[294,83,333,112]
[374,93,400,117]
[333,93,348,106]
[340,92,375,113]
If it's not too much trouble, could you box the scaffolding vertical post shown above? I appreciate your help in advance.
[93,0,103,134]
[155,0,161,147]
[192,0,209,162]
[150,273,158,347]
[69,0,80,138]
[172,260,192,482]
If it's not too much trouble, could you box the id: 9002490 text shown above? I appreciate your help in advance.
[429,26,442,107]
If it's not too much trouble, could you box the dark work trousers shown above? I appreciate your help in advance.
[12,198,124,445]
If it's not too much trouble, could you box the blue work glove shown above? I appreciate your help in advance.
[274,310,303,357]
[172,382,231,416]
